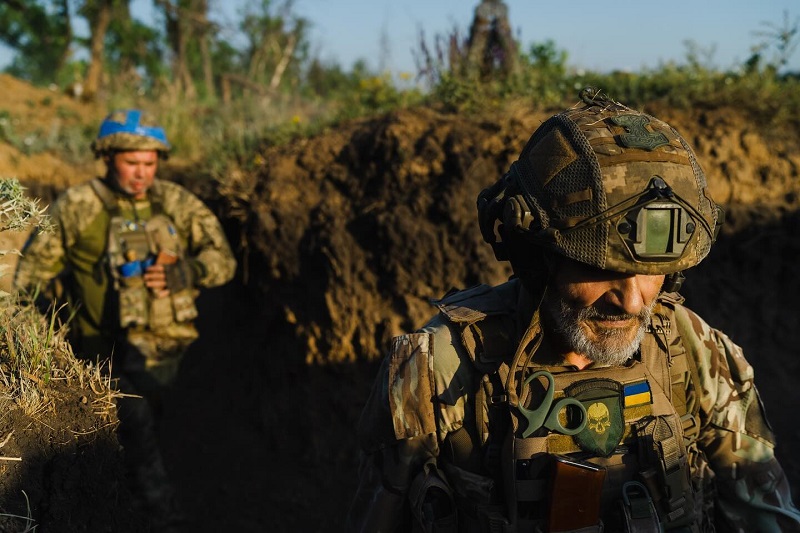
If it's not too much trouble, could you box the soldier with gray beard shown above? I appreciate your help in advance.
[348,89,800,532]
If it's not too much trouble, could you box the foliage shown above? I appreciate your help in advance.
[0,0,72,85]
[409,12,800,133]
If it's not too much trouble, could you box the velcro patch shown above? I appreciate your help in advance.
[624,380,652,408]
[388,333,437,440]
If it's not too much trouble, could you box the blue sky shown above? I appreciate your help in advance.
[227,0,800,75]
[278,0,800,71]
[4,1,799,76]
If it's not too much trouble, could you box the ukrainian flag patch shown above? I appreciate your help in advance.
[623,380,652,408]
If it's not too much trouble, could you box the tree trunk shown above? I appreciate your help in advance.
[176,17,196,99]
[195,0,215,99]
[55,0,72,75]
[113,0,141,88]
[161,0,200,99]
[83,0,114,101]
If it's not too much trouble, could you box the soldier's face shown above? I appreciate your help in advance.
[109,150,159,200]
[543,258,664,366]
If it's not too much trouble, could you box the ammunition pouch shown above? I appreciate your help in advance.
[410,462,458,533]
[164,258,194,293]
[119,275,150,329]
[635,416,697,531]
[107,210,200,336]
[443,464,511,533]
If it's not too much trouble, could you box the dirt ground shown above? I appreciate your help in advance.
[1,76,800,531]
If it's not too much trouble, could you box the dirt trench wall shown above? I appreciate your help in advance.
[223,104,800,365]
[221,107,544,364]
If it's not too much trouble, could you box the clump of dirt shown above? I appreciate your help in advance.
[0,382,144,533]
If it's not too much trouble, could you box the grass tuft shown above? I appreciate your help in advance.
[0,178,120,418]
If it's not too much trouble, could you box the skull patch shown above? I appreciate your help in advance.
[587,402,612,435]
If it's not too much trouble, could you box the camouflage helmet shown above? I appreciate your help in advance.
[91,109,170,158]
[478,88,722,282]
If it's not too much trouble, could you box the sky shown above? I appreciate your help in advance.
[211,0,800,75]
[4,1,799,77]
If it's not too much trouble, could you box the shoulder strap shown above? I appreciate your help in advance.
[434,281,520,370]
[642,294,702,444]
[434,282,520,458]
[89,178,120,214]
[147,179,165,216]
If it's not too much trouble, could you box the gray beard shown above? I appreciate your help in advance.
[542,292,655,366]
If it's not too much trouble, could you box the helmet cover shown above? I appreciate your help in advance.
[91,109,170,156]
[479,88,720,275]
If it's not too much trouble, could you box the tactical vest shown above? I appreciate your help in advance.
[431,282,708,533]
[90,179,199,359]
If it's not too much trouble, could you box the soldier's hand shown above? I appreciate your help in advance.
[143,264,171,298]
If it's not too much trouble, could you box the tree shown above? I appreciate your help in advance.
[104,2,166,92]
[80,0,114,100]
[0,0,73,84]
[155,0,219,99]
[240,0,309,93]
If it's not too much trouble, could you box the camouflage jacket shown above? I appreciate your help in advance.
[347,279,800,532]
[14,177,236,358]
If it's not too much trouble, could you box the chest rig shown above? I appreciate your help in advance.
[90,179,199,335]
[434,281,705,533]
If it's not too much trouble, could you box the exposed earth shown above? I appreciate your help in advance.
[1,75,799,531]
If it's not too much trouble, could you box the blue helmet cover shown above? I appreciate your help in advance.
[97,109,170,148]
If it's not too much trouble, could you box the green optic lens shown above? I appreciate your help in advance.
[642,208,672,255]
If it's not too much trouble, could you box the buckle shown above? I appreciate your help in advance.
[489,393,508,406]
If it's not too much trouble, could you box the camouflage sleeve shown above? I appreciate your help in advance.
[347,317,471,532]
[158,181,236,288]
[13,180,110,294]
[13,223,64,294]
[675,304,800,531]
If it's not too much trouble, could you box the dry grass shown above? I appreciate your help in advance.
[0,178,121,419]
[0,299,121,419]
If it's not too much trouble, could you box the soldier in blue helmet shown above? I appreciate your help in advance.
[15,109,237,532]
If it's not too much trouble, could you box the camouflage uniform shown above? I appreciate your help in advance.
[348,92,800,532]
[348,278,800,531]
[14,176,236,531]
[14,177,236,372]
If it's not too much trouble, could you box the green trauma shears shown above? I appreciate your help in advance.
[518,370,588,438]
